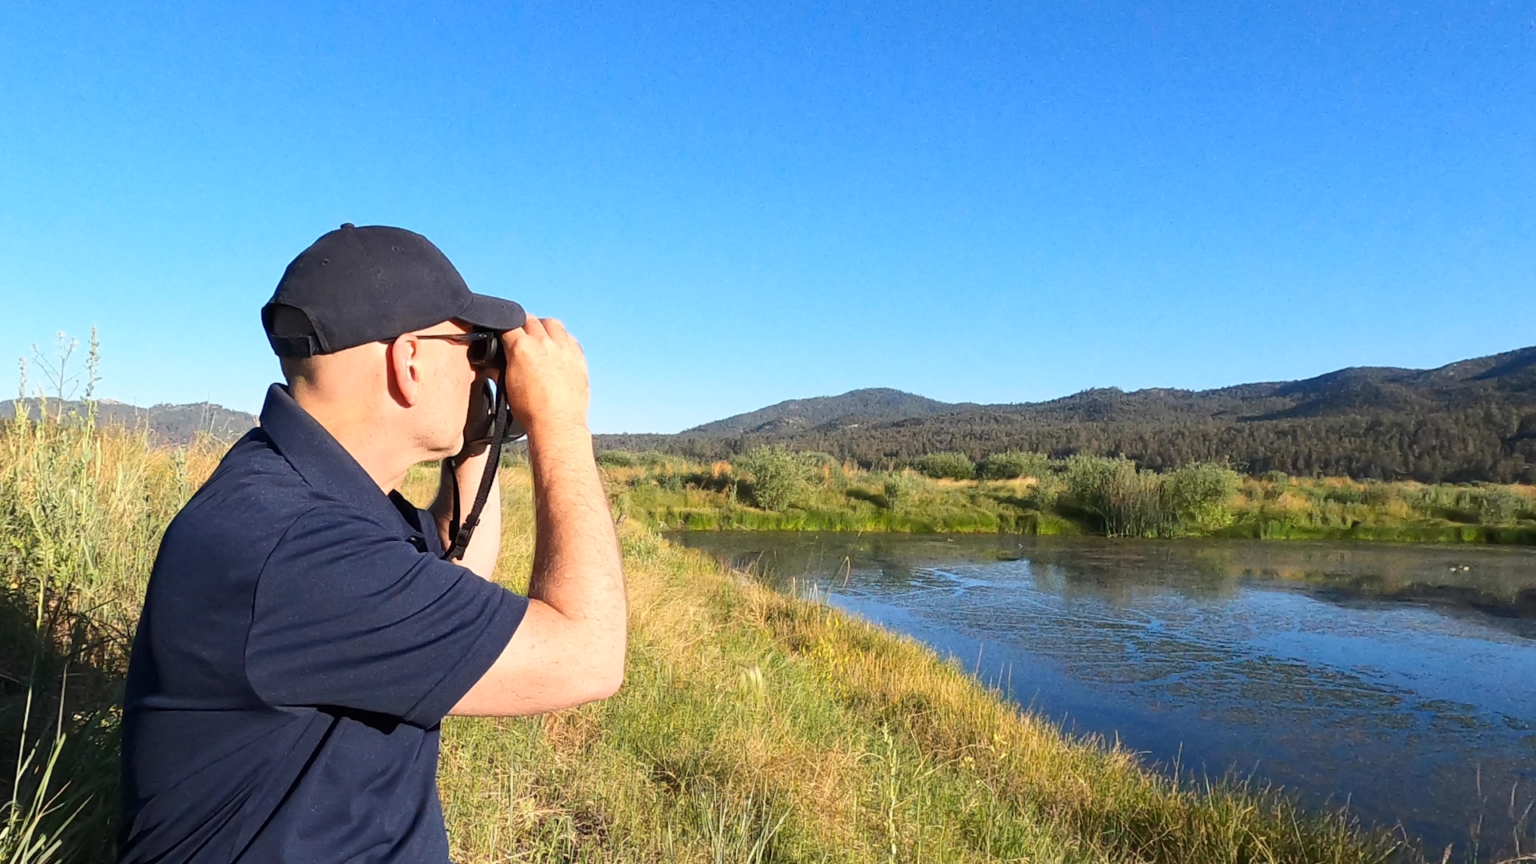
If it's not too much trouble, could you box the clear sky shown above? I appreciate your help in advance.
[2,2,1532,433]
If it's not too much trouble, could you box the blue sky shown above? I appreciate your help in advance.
[2,2,1532,432]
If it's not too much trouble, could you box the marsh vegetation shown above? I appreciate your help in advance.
[602,447,1536,543]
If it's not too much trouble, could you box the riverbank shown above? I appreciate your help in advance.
[601,448,1536,544]
[1,415,1412,862]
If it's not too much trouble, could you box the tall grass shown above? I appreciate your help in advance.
[0,396,224,863]
[0,412,1462,862]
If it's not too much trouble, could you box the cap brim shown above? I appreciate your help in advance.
[458,293,527,332]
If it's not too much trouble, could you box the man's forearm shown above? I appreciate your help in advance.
[527,427,625,659]
[443,315,627,716]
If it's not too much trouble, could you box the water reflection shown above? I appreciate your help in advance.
[672,533,1536,859]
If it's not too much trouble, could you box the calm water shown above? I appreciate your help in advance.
[671,532,1536,858]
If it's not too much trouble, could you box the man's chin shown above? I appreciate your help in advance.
[450,438,493,461]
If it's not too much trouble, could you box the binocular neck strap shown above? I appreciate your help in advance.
[443,385,510,562]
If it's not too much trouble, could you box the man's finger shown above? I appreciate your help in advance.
[542,318,567,338]
[521,314,548,339]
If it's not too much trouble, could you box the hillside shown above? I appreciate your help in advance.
[685,387,968,435]
[1,398,256,445]
[598,345,1536,484]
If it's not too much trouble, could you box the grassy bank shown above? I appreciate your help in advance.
[600,448,1536,544]
[1,410,1435,863]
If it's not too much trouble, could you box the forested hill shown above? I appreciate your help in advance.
[2,399,256,445]
[686,388,971,435]
[598,345,1536,484]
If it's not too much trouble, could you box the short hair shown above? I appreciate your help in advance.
[278,355,317,386]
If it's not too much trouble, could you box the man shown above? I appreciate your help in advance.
[118,224,627,862]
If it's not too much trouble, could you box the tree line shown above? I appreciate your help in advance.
[598,403,1536,484]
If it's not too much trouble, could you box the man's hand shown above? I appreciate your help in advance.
[450,314,627,717]
[501,316,590,438]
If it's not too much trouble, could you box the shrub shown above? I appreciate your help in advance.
[1360,481,1393,507]
[978,451,1052,481]
[637,451,684,470]
[1165,462,1240,530]
[799,451,842,470]
[881,472,924,511]
[910,452,975,481]
[596,450,638,468]
[1409,484,1460,516]
[731,446,810,512]
[1462,487,1526,526]
[799,451,843,486]
[1323,485,1364,506]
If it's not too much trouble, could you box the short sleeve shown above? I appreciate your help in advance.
[245,506,527,728]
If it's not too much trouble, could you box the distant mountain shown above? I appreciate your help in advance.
[686,388,969,435]
[1,398,257,446]
[598,346,1536,484]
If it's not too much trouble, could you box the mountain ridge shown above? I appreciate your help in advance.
[1,398,257,445]
[685,345,1536,431]
[685,387,973,435]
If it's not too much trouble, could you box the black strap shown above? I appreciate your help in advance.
[445,458,462,550]
[267,333,321,358]
[443,381,511,561]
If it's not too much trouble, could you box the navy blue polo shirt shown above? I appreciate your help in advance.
[119,384,528,863]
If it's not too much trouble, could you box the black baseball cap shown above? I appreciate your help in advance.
[262,223,526,358]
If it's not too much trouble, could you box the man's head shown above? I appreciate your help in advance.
[263,224,524,463]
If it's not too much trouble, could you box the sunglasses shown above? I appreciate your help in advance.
[404,330,503,369]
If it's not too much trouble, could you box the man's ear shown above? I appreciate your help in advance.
[386,334,425,407]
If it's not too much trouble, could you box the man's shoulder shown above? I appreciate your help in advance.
[160,430,330,559]
[164,429,408,562]
[183,429,316,517]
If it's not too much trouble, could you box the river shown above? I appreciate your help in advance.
[670,532,1536,859]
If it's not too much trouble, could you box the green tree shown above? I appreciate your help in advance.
[910,451,974,481]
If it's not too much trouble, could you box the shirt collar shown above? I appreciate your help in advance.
[259,383,425,540]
